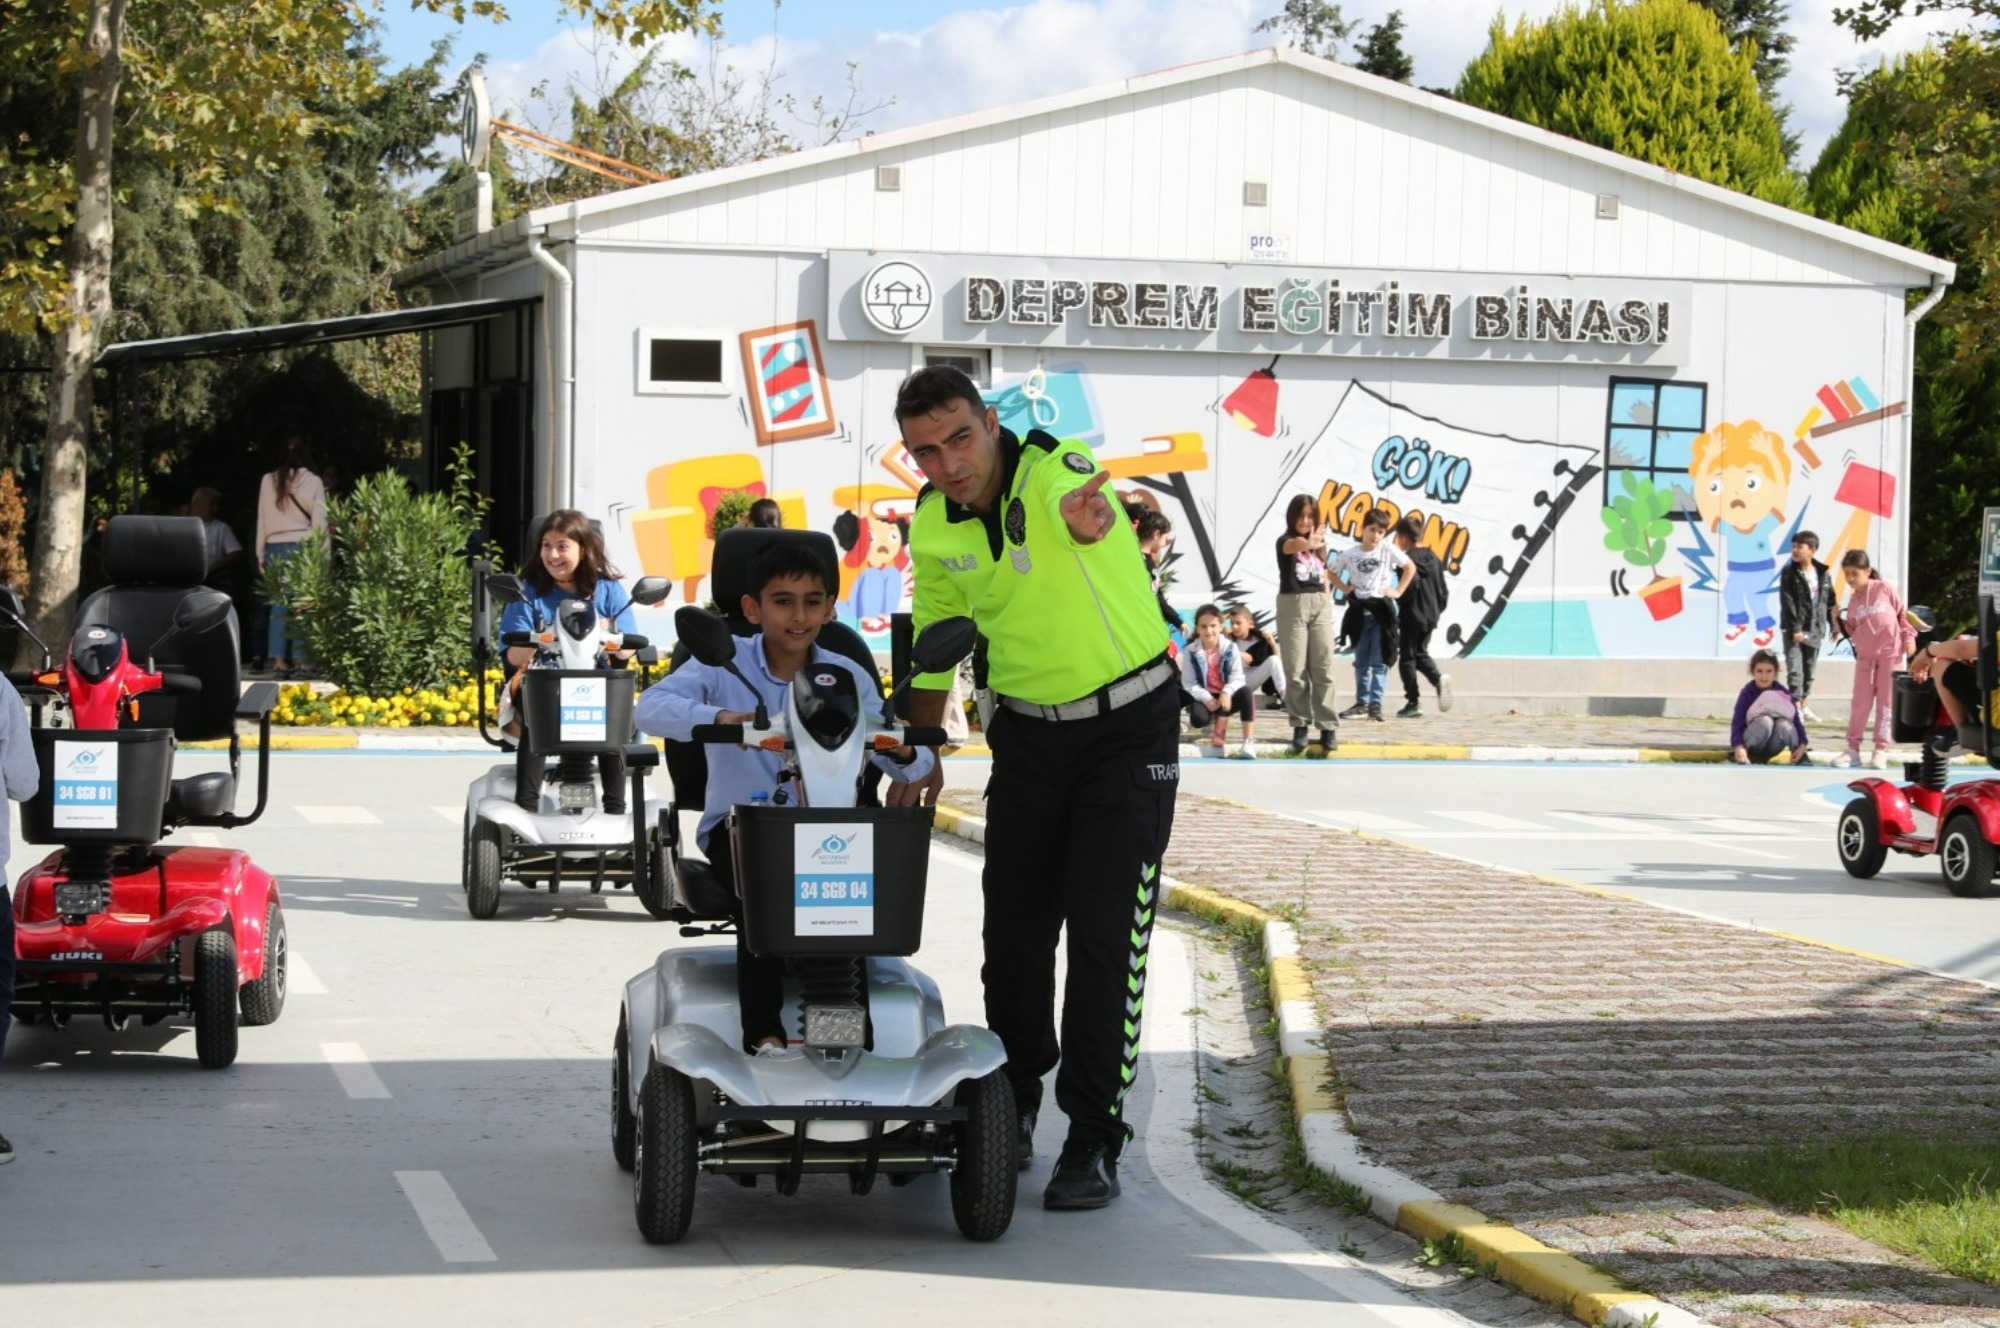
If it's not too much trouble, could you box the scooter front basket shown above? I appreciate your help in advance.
[730,803,934,958]
[1891,671,1940,744]
[518,668,637,755]
[20,727,175,846]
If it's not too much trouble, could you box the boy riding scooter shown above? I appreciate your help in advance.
[633,540,936,1054]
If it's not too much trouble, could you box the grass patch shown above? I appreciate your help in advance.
[1660,1133,2000,1286]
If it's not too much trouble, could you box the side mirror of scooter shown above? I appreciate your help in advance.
[675,606,767,729]
[0,584,49,670]
[484,572,528,606]
[1907,604,1938,635]
[910,616,978,676]
[173,596,233,636]
[630,576,671,608]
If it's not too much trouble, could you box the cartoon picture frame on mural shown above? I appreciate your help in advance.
[739,321,837,445]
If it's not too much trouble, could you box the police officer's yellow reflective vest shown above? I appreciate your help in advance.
[910,428,1170,707]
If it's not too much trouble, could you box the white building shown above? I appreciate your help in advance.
[398,46,1952,663]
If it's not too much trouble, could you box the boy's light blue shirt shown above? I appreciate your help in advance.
[634,634,937,853]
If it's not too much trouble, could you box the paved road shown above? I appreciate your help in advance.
[1130,757,2000,985]
[1,753,1474,1327]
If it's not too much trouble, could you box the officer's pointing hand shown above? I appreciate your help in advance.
[1060,469,1116,545]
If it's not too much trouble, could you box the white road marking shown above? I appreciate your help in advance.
[295,804,381,825]
[321,1042,392,1099]
[1311,809,1423,833]
[1546,811,1666,834]
[181,829,224,848]
[1433,810,1541,830]
[394,1171,497,1263]
[433,806,462,823]
[287,953,327,995]
[1696,817,1791,835]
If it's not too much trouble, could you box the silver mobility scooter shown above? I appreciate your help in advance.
[462,561,673,918]
[613,532,1016,1243]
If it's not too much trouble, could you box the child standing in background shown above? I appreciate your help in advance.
[1832,550,1915,770]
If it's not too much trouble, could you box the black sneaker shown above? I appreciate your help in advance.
[1318,728,1338,752]
[603,798,627,816]
[1017,1109,1037,1173]
[0,1130,13,1164]
[1338,702,1369,720]
[1043,1138,1119,1210]
[1290,727,1309,754]
[1367,705,1385,722]
[1396,702,1423,718]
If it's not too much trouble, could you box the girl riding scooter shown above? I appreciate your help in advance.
[503,511,638,814]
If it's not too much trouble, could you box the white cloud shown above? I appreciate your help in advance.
[482,0,1969,185]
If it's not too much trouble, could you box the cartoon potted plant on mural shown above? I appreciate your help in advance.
[1601,472,1683,621]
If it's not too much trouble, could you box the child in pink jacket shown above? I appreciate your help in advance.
[1833,550,1915,769]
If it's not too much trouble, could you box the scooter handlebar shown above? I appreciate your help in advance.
[157,672,202,696]
[500,631,532,648]
[900,726,948,748]
[613,633,649,651]
[689,723,745,744]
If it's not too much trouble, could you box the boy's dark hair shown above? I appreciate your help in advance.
[1136,510,1174,542]
[1792,530,1819,551]
[894,365,986,424]
[1194,602,1225,625]
[1749,648,1780,673]
[746,540,832,599]
[1362,507,1392,532]
[746,498,783,529]
[1393,514,1424,543]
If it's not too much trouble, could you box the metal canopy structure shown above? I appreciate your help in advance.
[94,296,539,368]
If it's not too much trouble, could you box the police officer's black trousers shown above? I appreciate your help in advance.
[981,677,1180,1157]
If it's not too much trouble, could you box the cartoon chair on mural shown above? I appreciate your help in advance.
[629,456,807,606]
[1691,420,1792,648]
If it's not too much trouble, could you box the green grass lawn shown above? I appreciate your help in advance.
[1661,1133,2000,1286]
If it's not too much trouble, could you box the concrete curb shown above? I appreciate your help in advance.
[929,801,1714,1328]
[1175,740,1731,764]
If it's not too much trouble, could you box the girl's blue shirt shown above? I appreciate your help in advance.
[499,580,636,637]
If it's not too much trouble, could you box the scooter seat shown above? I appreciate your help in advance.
[167,773,234,822]
[674,856,738,920]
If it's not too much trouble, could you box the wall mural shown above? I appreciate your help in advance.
[611,313,1904,660]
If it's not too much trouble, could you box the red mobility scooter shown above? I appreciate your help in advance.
[6,516,283,1068]
[1835,594,2000,897]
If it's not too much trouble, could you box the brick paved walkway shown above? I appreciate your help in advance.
[948,789,2000,1327]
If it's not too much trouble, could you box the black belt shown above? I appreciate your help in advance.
[998,655,1175,723]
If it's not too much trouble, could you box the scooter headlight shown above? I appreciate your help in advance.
[803,1004,866,1048]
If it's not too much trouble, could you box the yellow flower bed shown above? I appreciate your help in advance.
[269,672,502,728]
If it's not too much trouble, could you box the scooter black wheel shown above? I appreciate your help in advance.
[1939,813,1998,898]
[239,900,287,1026]
[636,832,674,921]
[467,818,503,919]
[611,1011,637,1172]
[634,1061,698,1244]
[949,1068,1018,1242]
[193,928,239,1069]
[1836,798,1887,879]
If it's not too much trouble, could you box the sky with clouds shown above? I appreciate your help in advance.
[378,0,1963,173]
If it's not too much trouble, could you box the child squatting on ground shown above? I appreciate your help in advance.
[1729,648,1810,765]
[1181,603,1256,758]
[1833,549,1915,770]
[633,542,936,1056]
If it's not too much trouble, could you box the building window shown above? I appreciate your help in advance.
[923,347,990,388]
[635,328,730,395]
[1603,376,1706,518]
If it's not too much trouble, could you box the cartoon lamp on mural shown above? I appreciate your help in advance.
[1692,420,1792,647]
[834,508,912,634]
[1601,472,1684,622]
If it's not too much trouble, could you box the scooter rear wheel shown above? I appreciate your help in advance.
[193,928,239,1069]
[634,1061,698,1244]
[636,831,674,921]
[949,1068,1018,1241]
[1836,798,1887,880]
[467,818,503,919]
[1940,813,1998,898]
[240,900,287,1026]
[611,1011,636,1172]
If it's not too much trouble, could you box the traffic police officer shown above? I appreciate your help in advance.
[888,366,1180,1210]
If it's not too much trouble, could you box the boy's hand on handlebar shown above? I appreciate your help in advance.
[715,709,755,725]
[886,766,943,808]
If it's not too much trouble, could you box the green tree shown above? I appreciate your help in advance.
[0,0,717,663]
[1353,10,1415,82]
[1256,0,1355,59]
[1690,0,1796,94]
[1808,45,1999,627]
[1455,0,1802,206]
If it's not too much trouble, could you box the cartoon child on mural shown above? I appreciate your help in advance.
[1691,420,1793,649]
[834,508,912,634]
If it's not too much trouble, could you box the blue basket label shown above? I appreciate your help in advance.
[794,824,875,936]
[558,677,606,742]
[52,741,119,829]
